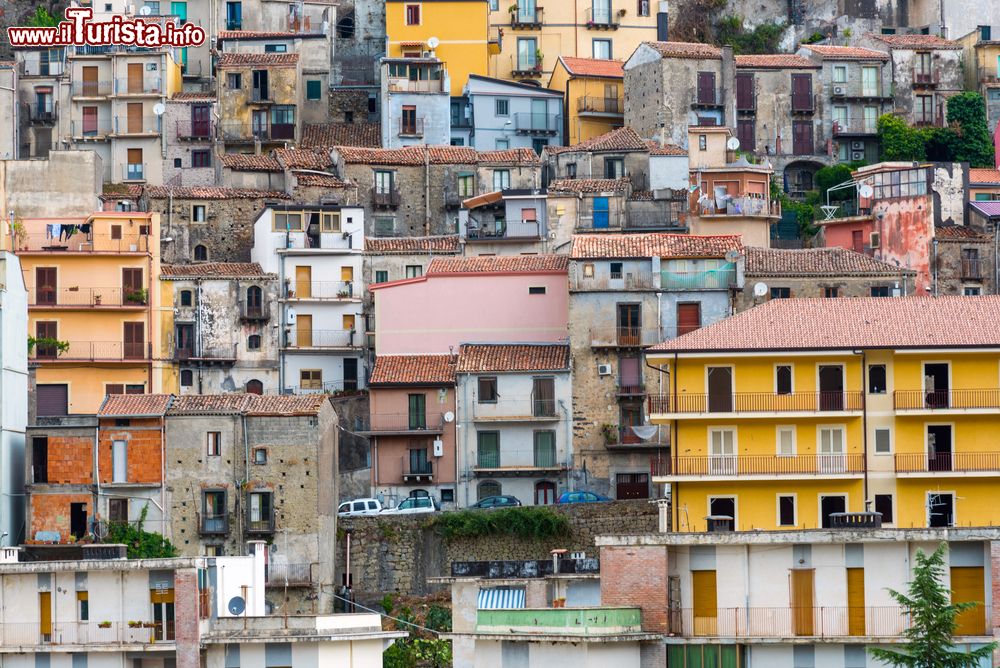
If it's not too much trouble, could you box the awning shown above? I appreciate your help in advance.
[463,190,503,210]
[477,587,526,609]
[399,40,424,47]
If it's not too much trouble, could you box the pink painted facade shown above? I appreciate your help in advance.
[371,272,569,354]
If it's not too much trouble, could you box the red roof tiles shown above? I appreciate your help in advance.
[218,30,323,39]
[649,296,1000,352]
[969,168,1000,185]
[548,127,648,155]
[645,140,687,156]
[293,172,351,188]
[170,92,216,101]
[935,225,992,240]
[477,148,541,165]
[99,394,173,416]
[145,186,289,200]
[334,145,538,166]
[800,44,889,60]
[168,394,254,414]
[572,233,742,259]
[246,394,329,416]
[219,153,282,172]
[868,33,961,49]
[645,41,723,60]
[457,344,570,373]
[365,236,461,254]
[166,394,327,415]
[745,247,914,276]
[301,123,381,149]
[161,263,271,278]
[735,54,819,69]
[548,177,631,194]
[558,56,624,78]
[274,149,330,170]
[427,255,569,275]
[369,354,457,385]
[217,52,300,68]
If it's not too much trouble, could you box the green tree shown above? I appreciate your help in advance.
[869,544,996,668]
[25,7,60,27]
[942,92,995,167]
[713,15,785,54]
[877,114,927,162]
[105,503,178,559]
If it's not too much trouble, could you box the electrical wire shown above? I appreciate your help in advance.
[330,592,443,637]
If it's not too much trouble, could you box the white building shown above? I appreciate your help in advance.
[456,343,572,507]
[0,240,28,546]
[251,204,367,393]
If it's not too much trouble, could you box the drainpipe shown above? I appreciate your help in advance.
[857,350,869,504]
[424,149,431,236]
[147,233,154,394]
[559,399,572,492]
[94,421,101,523]
[672,352,678,529]
[931,237,938,296]
[196,277,203,394]
[993,221,999,295]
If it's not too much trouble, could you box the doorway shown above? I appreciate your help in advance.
[70,502,87,539]
[927,424,953,471]
[296,314,313,347]
[616,303,640,345]
[820,495,846,528]
[708,496,735,531]
[535,481,555,505]
[818,365,844,411]
[344,358,358,391]
[677,302,701,336]
[928,492,954,527]
[707,367,733,412]
[615,473,649,499]
[924,363,949,408]
[295,266,312,298]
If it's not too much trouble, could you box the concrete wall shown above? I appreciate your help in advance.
[0,151,102,218]
[0,251,28,545]
[466,77,563,151]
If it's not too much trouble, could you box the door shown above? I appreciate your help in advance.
[615,473,649,499]
[820,495,846,528]
[616,303,640,345]
[175,324,194,358]
[735,72,754,110]
[35,321,58,358]
[619,356,640,394]
[818,365,844,411]
[851,229,864,253]
[927,425,952,471]
[343,358,358,391]
[532,377,555,416]
[408,393,426,429]
[620,404,642,444]
[791,569,814,636]
[791,74,812,111]
[70,502,88,538]
[191,104,210,137]
[252,110,268,138]
[340,266,354,296]
[863,105,878,133]
[127,102,143,133]
[847,568,865,636]
[123,268,143,302]
[123,322,144,359]
[677,302,701,336]
[35,267,57,304]
[709,429,736,475]
[604,84,619,113]
[127,63,143,93]
[518,0,535,21]
[296,314,313,347]
[112,440,127,482]
[592,197,609,228]
[692,570,717,635]
[819,427,845,473]
[531,98,547,131]
[736,119,754,152]
[535,481,555,505]
[37,385,68,416]
[295,266,312,298]
[792,121,814,155]
[696,72,716,105]
[82,66,98,96]
[707,367,732,413]
[40,592,52,640]
[951,567,986,635]
[126,148,143,180]
[929,492,954,527]
[150,589,175,641]
[252,70,269,101]
[924,363,949,408]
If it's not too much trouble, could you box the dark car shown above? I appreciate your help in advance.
[470,495,522,509]
[557,490,611,504]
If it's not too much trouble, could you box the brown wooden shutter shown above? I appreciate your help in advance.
[791,73,812,111]
[735,73,754,110]
[736,120,755,152]
[35,321,59,359]
[122,268,143,292]
[127,147,142,166]
[82,66,98,95]
[127,102,142,133]
[792,121,813,155]
[127,63,143,94]
[952,566,986,635]
[35,267,57,304]
[37,385,69,416]
[106,384,125,395]
[692,570,718,635]
[677,303,701,336]
[697,72,715,104]
[791,569,814,636]
[123,322,144,359]
[846,568,865,635]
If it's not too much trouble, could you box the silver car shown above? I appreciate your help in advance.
[379,496,439,515]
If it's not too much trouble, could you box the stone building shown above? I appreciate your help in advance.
[568,233,744,499]
[144,186,290,264]
[13,46,65,160]
[735,246,917,311]
[162,92,217,188]
[956,25,1000,133]
[363,235,462,290]
[164,393,338,613]
[217,52,303,151]
[160,263,280,395]
[933,225,997,296]
[218,152,287,191]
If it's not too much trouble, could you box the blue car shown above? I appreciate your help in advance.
[557,490,611,504]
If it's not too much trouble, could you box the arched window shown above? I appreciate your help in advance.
[245,285,263,318]
[535,481,556,505]
[194,244,208,262]
[410,489,429,498]
[179,290,192,306]
[180,369,193,387]
[477,480,501,501]
[247,334,261,350]
[246,379,263,395]
[336,10,355,38]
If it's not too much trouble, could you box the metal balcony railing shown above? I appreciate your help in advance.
[26,103,57,123]
[577,96,623,114]
[626,209,687,231]
[913,69,941,86]
[893,389,1000,411]
[371,189,401,208]
[175,120,214,139]
[71,118,113,138]
[0,621,172,647]
[584,6,619,28]
[511,6,544,28]
[239,300,270,321]
[398,118,424,137]
[123,163,146,181]
[650,453,865,477]
[339,66,377,86]
[266,562,314,586]
[219,122,294,141]
[589,326,662,347]
[404,460,434,480]
[16,232,150,253]
[466,220,541,240]
[472,397,559,420]
[513,112,560,134]
[660,268,737,291]
[114,116,160,135]
[895,452,1000,473]
[283,329,359,349]
[71,80,112,97]
[28,287,147,307]
[695,195,776,217]
[572,272,657,291]
[832,119,878,136]
[474,447,566,470]
[246,515,275,534]
[174,345,237,361]
[199,512,229,535]
[386,78,447,93]
[285,281,359,300]
[512,58,543,76]
[357,413,446,433]
[648,391,865,414]
[612,425,669,447]
[115,77,162,94]
[29,341,150,362]
[668,606,933,639]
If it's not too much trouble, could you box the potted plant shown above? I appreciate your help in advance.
[125,287,147,305]
[535,49,544,69]
[28,336,70,358]
[553,597,566,608]
[98,621,112,629]
[94,293,102,306]
[128,621,142,629]
[142,621,157,629]
[600,423,617,445]
[337,290,349,298]
[508,3,518,13]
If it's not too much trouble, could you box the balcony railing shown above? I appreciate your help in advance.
[174,345,237,362]
[694,89,723,107]
[27,287,148,308]
[626,209,687,231]
[239,300,270,321]
[913,69,941,86]
[477,608,643,636]
[650,453,865,478]
[831,82,891,99]
[71,80,112,97]
[372,189,401,208]
[893,389,1000,411]
[589,326,662,348]
[832,120,878,136]
[246,515,275,534]
[612,425,669,447]
[472,398,559,421]
[0,621,172,647]
[895,452,1000,473]
[115,77,163,94]
[474,447,564,470]
[914,114,945,128]
[16,232,150,253]
[357,413,446,433]
[513,112,560,134]
[266,562,314,587]
[113,116,160,136]
[29,341,150,362]
[283,329,359,349]
[668,606,934,639]
[398,118,424,137]
[577,96,623,115]
[199,512,229,535]
[386,78,448,93]
[584,7,620,29]
[219,122,294,141]
[339,66,378,86]
[660,268,737,291]
[27,103,57,123]
[123,163,146,181]
[511,7,544,28]
[466,220,541,240]
[648,391,864,414]
[572,272,658,291]
[512,59,544,76]
[175,120,214,139]
[961,258,985,280]
[71,118,113,138]
[404,460,434,480]
[285,281,359,300]
[696,195,776,217]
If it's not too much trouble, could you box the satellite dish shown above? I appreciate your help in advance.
[753,282,769,298]
[228,596,246,615]
[858,184,874,198]
[152,102,166,116]
[724,249,742,263]
[139,5,152,14]
[444,411,455,423]
[427,36,440,49]
[630,425,659,440]
[726,137,740,151]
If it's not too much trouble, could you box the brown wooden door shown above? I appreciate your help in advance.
[707,366,733,413]
[735,73,754,110]
[615,473,649,499]
[39,592,52,638]
[82,66,98,96]
[127,102,142,133]
[191,104,210,137]
[35,321,58,358]
[736,119,755,152]
[696,72,716,105]
[616,303,640,345]
[792,121,813,155]
[677,302,701,336]
[127,63,143,93]
[791,73,812,111]
[296,314,313,347]
[122,268,143,303]
[295,266,312,298]
[35,267,57,304]
[952,566,986,636]
[791,568,814,636]
[846,568,865,635]
[123,322,144,359]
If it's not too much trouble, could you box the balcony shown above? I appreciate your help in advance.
[466,220,541,241]
[403,460,434,482]
[71,118,113,140]
[913,69,941,87]
[893,389,1000,413]
[398,118,424,138]
[511,7,544,29]
[339,66,378,87]
[113,116,160,137]
[695,195,778,218]
[239,300,270,321]
[473,447,565,475]
[26,103,57,124]
[608,425,669,449]
[285,281,360,301]
[650,453,865,480]
[584,7,620,29]
[476,608,643,636]
[895,452,1000,475]
[0,621,174,648]
[961,258,985,280]
[114,77,163,95]
[246,514,275,534]
[219,122,294,142]
[514,112,560,135]
[914,113,945,128]
[660,268,737,291]
[386,78,448,93]
[832,120,878,136]
[648,391,864,417]
[265,562,314,587]
[692,89,723,109]
[199,512,229,535]
[28,287,148,308]
[357,413,446,435]
[625,209,687,231]
[472,398,559,423]
[29,341,150,363]
[372,189,401,209]
[831,82,892,100]
[791,93,816,114]
[175,120,214,140]
[668,606,938,639]
[589,326,662,348]
[512,59,544,78]
[15,232,150,254]
[174,345,237,363]
[282,329,359,350]
[572,272,658,291]
[616,381,646,397]
[71,80,112,97]
[122,163,146,182]
[577,96,623,116]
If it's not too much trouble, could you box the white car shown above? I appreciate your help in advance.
[379,496,439,515]
[338,498,382,517]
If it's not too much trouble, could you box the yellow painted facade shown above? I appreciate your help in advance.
[17,212,169,414]
[547,59,623,145]
[648,348,1000,532]
[385,0,490,96]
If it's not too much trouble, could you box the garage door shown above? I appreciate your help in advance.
[616,473,649,499]
[37,384,68,416]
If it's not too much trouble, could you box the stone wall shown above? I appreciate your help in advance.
[338,500,658,599]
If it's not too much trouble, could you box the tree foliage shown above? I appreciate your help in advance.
[815,162,866,200]
[877,114,928,162]
[25,7,60,27]
[868,544,997,668]
[105,503,178,559]
[714,15,785,54]
[382,597,453,668]
[431,505,570,541]
[877,94,995,167]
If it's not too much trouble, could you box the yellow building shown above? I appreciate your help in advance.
[488,0,661,84]
[547,56,624,145]
[646,296,1000,533]
[16,212,169,414]
[385,0,490,96]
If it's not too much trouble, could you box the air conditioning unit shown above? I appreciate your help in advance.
[833,86,845,95]
[433,439,444,457]
[597,364,612,376]
[286,308,296,324]
[422,50,431,58]
[870,231,881,249]
[851,151,864,161]
[851,141,864,150]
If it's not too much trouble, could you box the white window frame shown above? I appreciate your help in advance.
[873,427,892,455]
[495,98,510,117]
[832,65,847,83]
[707,495,737,527]
[776,425,796,457]
[774,363,794,395]
[816,424,846,473]
[708,426,737,475]
[818,493,848,527]
[926,490,956,527]
[776,493,797,527]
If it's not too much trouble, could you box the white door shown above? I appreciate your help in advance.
[818,428,845,473]
[112,440,127,483]
[709,429,736,475]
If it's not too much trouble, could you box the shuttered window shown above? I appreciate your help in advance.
[791,568,814,636]
[951,566,986,635]
[692,570,717,635]
[846,568,865,635]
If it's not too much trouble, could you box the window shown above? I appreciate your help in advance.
[637,0,649,16]
[247,334,261,350]
[874,427,891,454]
[517,38,538,70]
[533,431,556,467]
[225,0,241,29]
[770,287,790,299]
[405,3,420,24]
[264,43,287,53]
[698,134,707,151]
[401,105,418,135]
[180,290,192,306]
[194,245,208,261]
[775,365,793,395]
[824,287,839,298]
[374,270,388,284]
[478,480,501,500]
[495,138,509,150]
[247,491,273,532]
[592,39,612,59]
[191,151,210,168]
[478,377,498,402]
[207,432,221,456]
[478,432,500,468]
[202,490,227,532]
[300,369,322,390]
[874,494,893,523]
[777,426,795,456]
[374,170,394,194]
[174,158,182,168]
[493,169,511,190]
[191,204,206,222]
[405,265,422,279]
[274,211,303,231]
[77,591,89,621]
[227,73,241,89]
[458,174,474,197]
[778,495,796,526]
[832,65,847,83]
[604,157,624,179]
[495,99,510,116]
[112,440,127,483]
[528,286,546,294]
[253,448,267,465]
[964,286,981,296]
[708,496,736,530]
[407,394,426,429]
[108,497,128,522]
[868,364,886,394]
[610,262,623,278]
[582,263,594,277]
[871,167,927,199]
[870,285,890,297]
[180,369,193,387]
[321,212,341,232]
[246,379,263,395]
[566,162,577,178]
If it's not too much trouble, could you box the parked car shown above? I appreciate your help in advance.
[338,498,382,516]
[557,490,611,504]
[380,496,439,515]
[469,495,522,510]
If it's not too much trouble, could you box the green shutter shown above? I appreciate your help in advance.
[171,2,187,21]
[408,394,426,429]
[975,193,991,201]
[307,80,322,101]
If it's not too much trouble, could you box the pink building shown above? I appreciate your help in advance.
[369,255,570,355]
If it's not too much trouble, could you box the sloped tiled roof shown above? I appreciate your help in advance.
[868,33,961,49]
[219,152,282,172]
[274,148,330,170]
[302,123,381,149]
[970,202,1000,218]
[365,236,462,254]
[548,177,631,194]
[477,148,541,165]
[649,296,1000,352]
[99,394,173,417]
[969,168,1000,185]
[145,186,289,200]
[558,56,624,78]
[293,172,351,188]
[644,41,723,60]
[218,30,324,40]
[168,394,254,415]
[458,344,570,373]
[100,183,143,201]
[335,146,430,166]
[246,394,328,416]
[217,52,299,68]
[645,140,687,156]
[170,91,215,102]
[572,233,742,259]
[166,393,327,416]
[744,247,913,276]
[427,255,568,275]
[547,126,648,155]
[800,44,889,60]
[161,263,270,278]
[735,54,819,69]
[369,354,457,386]
[935,225,992,240]
[335,145,538,166]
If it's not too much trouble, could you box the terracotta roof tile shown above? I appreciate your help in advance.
[735,54,819,69]
[274,148,330,170]
[477,148,541,165]
[301,123,381,149]
[644,41,723,60]
[547,127,648,155]
[558,56,624,78]
[334,146,428,166]
[219,153,282,172]
[161,262,271,278]
[245,394,328,416]
[218,30,323,40]
[100,184,143,200]
[99,394,173,416]
[217,52,299,68]
[292,172,351,188]
[649,296,1000,352]
[168,394,254,414]
[548,177,631,194]
[170,91,215,101]
[334,145,538,166]
[645,140,687,156]
[369,354,457,385]
[457,344,570,373]
[935,225,992,240]
[427,255,568,275]
[629,190,654,201]
[745,247,914,276]
[571,233,742,259]
[969,168,1000,185]
[868,33,961,49]
[365,236,461,254]
[145,186,289,200]
[800,44,889,60]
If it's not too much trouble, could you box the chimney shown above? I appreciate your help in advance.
[656,1,669,41]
